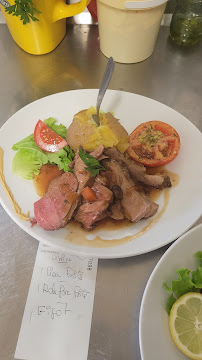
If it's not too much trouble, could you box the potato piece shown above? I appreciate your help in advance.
[66,109,97,152]
[104,112,129,152]
[104,112,128,140]
[66,107,129,153]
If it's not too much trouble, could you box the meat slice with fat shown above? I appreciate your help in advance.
[34,172,78,231]
[104,147,171,189]
[103,159,159,222]
[74,182,113,230]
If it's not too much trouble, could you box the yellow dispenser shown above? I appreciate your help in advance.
[0,0,90,55]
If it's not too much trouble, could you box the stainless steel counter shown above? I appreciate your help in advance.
[0,24,202,360]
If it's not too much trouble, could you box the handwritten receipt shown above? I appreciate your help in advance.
[15,243,98,360]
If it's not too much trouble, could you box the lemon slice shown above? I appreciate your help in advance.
[169,292,202,360]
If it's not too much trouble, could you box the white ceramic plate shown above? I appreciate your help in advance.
[0,89,202,258]
[139,223,202,360]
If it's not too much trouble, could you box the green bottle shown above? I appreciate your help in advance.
[170,0,202,46]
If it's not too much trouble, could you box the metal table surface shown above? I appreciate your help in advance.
[0,24,202,360]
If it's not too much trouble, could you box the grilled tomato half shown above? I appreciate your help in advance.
[128,121,180,167]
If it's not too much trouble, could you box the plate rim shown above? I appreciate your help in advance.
[139,222,202,359]
[0,89,202,259]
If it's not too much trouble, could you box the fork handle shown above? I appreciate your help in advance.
[96,57,115,116]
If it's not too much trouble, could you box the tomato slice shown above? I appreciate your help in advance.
[128,121,181,167]
[34,120,67,152]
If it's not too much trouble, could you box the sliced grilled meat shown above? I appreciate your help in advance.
[103,159,159,222]
[104,147,171,189]
[34,172,78,231]
[112,185,123,200]
[107,185,125,220]
[74,182,113,230]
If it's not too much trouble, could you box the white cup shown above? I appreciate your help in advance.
[97,0,168,63]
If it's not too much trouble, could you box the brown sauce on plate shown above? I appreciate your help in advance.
[149,166,179,202]
[65,190,170,248]
[33,164,64,197]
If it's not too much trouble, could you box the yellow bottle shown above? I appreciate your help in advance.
[0,0,90,55]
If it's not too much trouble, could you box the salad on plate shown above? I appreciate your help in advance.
[164,251,202,360]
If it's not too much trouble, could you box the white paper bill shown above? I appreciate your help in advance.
[15,243,98,360]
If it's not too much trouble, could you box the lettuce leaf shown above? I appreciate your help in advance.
[12,134,39,151]
[12,148,47,180]
[164,252,202,314]
[195,251,202,265]
[12,119,74,179]
[44,117,67,138]
[47,146,74,172]
[165,294,176,315]
[163,268,196,299]
[192,251,202,288]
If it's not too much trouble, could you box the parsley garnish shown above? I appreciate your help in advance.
[78,147,105,177]
[5,0,41,25]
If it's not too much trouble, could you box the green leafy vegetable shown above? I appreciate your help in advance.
[192,251,202,288]
[163,268,196,298]
[12,119,74,180]
[78,147,105,177]
[5,0,41,25]
[12,147,47,179]
[44,118,67,139]
[195,251,202,265]
[164,252,202,314]
[47,147,74,173]
[12,134,39,152]
[165,294,176,315]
